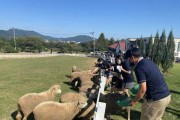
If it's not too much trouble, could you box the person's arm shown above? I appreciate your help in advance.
[120,66,131,74]
[131,82,146,106]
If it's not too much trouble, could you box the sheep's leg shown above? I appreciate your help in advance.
[22,115,28,120]
[23,116,27,120]
[16,110,22,120]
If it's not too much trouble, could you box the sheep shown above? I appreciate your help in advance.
[81,80,95,87]
[60,92,88,103]
[16,84,61,120]
[59,92,95,120]
[75,99,95,120]
[99,93,131,120]
[33,99,87,120]
[70,71,100,88]
[72,65,82,72]
[79,85,94,93]
[70,70,94,83]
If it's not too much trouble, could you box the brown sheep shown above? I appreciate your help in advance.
[16,84,61,120]
[33,99,87,120]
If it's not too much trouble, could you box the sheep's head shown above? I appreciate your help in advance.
[77,98,87,109]
[49,84,62,94]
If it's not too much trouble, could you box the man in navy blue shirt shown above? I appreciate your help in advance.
[126,47,171,120]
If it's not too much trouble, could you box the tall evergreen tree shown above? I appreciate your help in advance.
[139,36,146,57]
[159,30,167,65]
[161,30,175,72]
[109,37,115,45]
[152,32,160,65]
[97,33,108,51]
[146,35,153,58]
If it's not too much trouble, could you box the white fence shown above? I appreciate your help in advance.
[94,70,107,120]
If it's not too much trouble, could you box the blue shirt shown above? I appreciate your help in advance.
[135,58,170,100]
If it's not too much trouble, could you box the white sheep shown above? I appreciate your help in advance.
[33,99,87,120]
[16,84,61,120]
[60,92,88,103]
[59,92,95,120]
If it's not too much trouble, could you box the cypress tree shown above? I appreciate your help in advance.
[152,32,160,65]
[139,36,146,57]
[146,35,153,58]
[159,30,167,65]
[161,30,175,72]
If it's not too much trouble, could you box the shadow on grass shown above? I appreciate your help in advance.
[65,74,71,78]
[170,90,180,95]
[11,110,34,120]
[63,81,71,86]
[166,107,180,117]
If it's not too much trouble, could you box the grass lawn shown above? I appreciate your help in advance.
[0,56,179,120]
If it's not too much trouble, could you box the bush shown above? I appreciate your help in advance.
[2,45,18,53]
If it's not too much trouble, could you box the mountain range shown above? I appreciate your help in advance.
[0,29,93,42]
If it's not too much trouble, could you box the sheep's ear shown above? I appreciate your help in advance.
[52,87,57,91]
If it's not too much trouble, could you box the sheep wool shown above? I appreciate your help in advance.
[16,84,61,120]
[33,99,87,120]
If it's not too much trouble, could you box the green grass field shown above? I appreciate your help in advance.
[0,56,179,120]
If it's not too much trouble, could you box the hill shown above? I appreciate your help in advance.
[0,29,93,42]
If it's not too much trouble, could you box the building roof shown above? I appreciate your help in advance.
[108,41,126,51]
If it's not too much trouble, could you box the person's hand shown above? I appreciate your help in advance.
[130,99,137,106]
[128,71,131,74]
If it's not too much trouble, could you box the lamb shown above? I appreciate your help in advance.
[59,92,95,120]
[99,93,131,120]
[33,99,87,120]
[16,84,61,120]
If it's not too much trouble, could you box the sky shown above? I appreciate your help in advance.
[0,0,180,39]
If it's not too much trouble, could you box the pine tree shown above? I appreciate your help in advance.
[161,30,175,72]
[152,32,160,65]
[109,37,115,45]
[146,35,153,58]
[97,33,108,51]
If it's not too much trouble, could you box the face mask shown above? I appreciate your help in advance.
[117,60,121,65]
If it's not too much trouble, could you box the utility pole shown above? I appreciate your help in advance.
[90,31,95,55]
[13,27,16,50]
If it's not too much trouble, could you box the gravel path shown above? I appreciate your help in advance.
[0,53,86,59]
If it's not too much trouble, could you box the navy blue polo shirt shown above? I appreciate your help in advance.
[121,59,134,83]
[135,58,170,101]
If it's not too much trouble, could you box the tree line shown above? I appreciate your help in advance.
[138,30,175,73]
[0,33,115,54]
